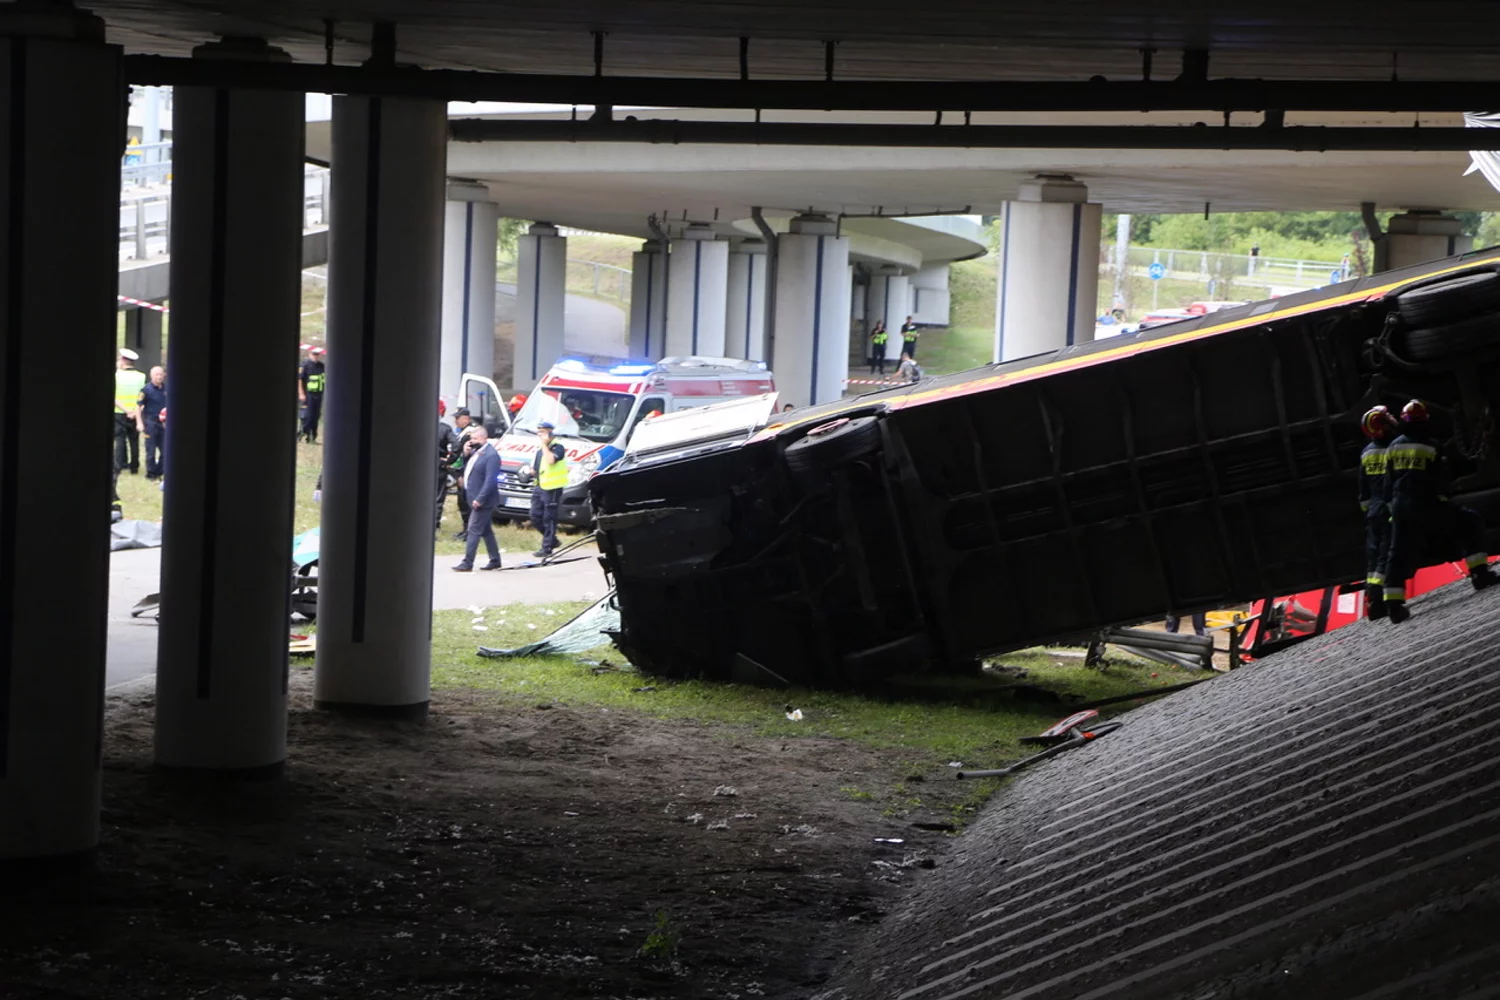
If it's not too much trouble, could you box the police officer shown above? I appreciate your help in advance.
[900,315,920,360]
[114,348,146,475]
[530,420,568,558]
[298,346,326,443]
[139,365,168,481]
[1357,405,1399,619]
[869,320,889,375]
[1381,399,1498,623]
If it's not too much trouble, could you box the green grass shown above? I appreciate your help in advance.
[428,604,1200,769]
[116,439,566,556]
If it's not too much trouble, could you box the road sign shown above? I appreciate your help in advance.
[1330,268,1344,284]
[1148,262,1166,281]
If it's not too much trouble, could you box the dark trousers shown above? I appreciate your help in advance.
[114,413,139,473]
[531,486,562,554]
[870,352,886,375]
[455,483,470,532]
[1165,612,1207,636]
[462,503,500,568]
[902,338,917,359]
[1384,497,1488,595]
[1364,502,1391,587]
[301,393,323,441]
[143,419,164,479]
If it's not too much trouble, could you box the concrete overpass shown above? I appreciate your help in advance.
[10,0,1500,886]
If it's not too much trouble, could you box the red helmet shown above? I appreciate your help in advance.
[1361,405,1398,440]
[1401,399,1431,424]
[437,398,447,417]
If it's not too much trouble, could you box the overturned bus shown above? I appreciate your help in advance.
[589,249,1500,686]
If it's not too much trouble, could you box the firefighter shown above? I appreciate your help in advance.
[1381,399,1498,624]
[1358,405,1399,620]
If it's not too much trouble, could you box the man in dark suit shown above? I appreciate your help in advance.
[453,425,502,571]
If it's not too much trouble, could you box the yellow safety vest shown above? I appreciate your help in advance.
[872,330,888,345]
[538,446,570,490]
[114,368,146,414]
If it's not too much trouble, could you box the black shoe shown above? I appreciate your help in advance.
[532,549,552,559]
[452,563,473,573]
[1387,601,1410,624]
[1470,566,1498,591]
[480,562,502,571]
[1364,584,1386,620]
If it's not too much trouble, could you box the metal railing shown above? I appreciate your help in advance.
[1110,244,1352,291]
[119,165,331,262]
[566,258,631,301]
[120,140,173,188]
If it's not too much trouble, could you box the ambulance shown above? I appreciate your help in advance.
[491,355,776,526]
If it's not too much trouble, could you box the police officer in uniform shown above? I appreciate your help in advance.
[1357,405,1399,619]
[298,346,326,443]
[1381,399,1498,623]
[868,320,888,375]
[530,420,568,558]
[900,315,920,360]
[114,348,146,475]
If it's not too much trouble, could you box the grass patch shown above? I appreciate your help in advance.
[429,605,1198,773]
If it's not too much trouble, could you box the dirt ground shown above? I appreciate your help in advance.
[0,671,972,1000]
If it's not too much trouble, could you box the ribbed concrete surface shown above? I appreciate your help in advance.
[821,581,1500,1000]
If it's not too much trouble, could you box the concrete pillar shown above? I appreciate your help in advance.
[725,240,768,361]
[514,222,565,388]
[911,264,951,326]
[123,304,164,367]
[993,175,1102,362]
[869,267,913,363]
[0,10,122,866]
[313,96,446,719]
[1378,211,1475,271]
[628,241,667,359]
[439,182,498,403]
[772,214,851,407]
[851,268,866,323]
[666,224,729,358]
[156,39,305,775]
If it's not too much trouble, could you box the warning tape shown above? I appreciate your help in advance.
[844,377,899,386]
[117,294,325,319]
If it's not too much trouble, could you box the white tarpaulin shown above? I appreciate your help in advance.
[111,519,162,551]
[1464,112,1500,194]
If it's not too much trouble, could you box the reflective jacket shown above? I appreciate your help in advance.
[1358,441,1390,513]
[114,368,146,414]
[1387,428,1448,505]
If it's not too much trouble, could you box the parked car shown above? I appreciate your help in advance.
[591,248,1500,686]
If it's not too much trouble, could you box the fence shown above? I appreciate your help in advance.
[567,258,631,302]
[1100,244,1355,315]
[118,165,331,262]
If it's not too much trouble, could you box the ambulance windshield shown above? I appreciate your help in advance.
[512,388,635,443]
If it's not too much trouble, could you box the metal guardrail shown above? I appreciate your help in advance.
[1111,244,1351,290]
[119,165,331,262]
[566,257,631,301]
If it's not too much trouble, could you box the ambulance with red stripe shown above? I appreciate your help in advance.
[491,355,776,526]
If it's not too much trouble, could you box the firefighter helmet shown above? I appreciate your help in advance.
[1400,399,1431,424]
[1361,405,1398,440]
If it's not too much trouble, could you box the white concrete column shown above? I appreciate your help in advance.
[772,214,851,407]
[514,222,566,388]
[994,175,1102,362]
[725,239,768,361]
[869,267,913,362]
[1378,210,1475,271]
[0,10,122,866]
[911,264,951,326]
[123,304,165,367]
[666,224,729,358]
[439,182,498,404]
[314,95,446,719]
[156,40,305,775]
[628,241,667,359]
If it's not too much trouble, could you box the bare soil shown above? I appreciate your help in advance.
[0,671,967,1000]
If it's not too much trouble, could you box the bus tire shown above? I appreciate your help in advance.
[1400,308,1500,361]
[1396,271,1500,328]
[784,416,881,474]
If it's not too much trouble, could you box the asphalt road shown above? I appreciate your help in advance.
[821,578,1500,1000]
[106,547,608,690]
[494,281,627,358]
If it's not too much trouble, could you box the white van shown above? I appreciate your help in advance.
[492,355,776,526]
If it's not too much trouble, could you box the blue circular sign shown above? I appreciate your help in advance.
[1330,268,1344,284]
[1147,262,1166,281]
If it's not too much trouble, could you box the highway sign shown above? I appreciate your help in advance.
[1148,262,1166,281]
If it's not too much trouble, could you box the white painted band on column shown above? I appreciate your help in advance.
[0,24,122,862]
[869,270,912,362]
[726,240,768,362]
[156,48,305,773]
[994,197,1102,362]
[772,219,851,407]
[440,188,498,400]
[514,224,566,389]
[629,243,667,359]
[666,227,729,358]
[313,96,446,718]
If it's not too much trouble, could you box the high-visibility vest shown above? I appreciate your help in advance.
[114,368,146,413]
[871,330,888,345]
[538,447,570,490]
[306,371,325,393]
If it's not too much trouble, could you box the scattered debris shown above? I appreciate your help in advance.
[685,813,704,825]
[563,811,580,817]
[947,762,963,768]
[713,785,739,797]
[911,822,956,832]
[288,634,316,657]
[632,686,656,693]
[706,820,730,832]
[472,625,489,632]
[873,838,905,845]
[784,706,803,721]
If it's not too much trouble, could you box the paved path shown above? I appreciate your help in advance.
[824,579,1500,999]
[106,547,607,690]
[495,282,627,357]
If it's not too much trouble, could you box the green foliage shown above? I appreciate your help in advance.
[637,910,682,961]
[497,217,530,258]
